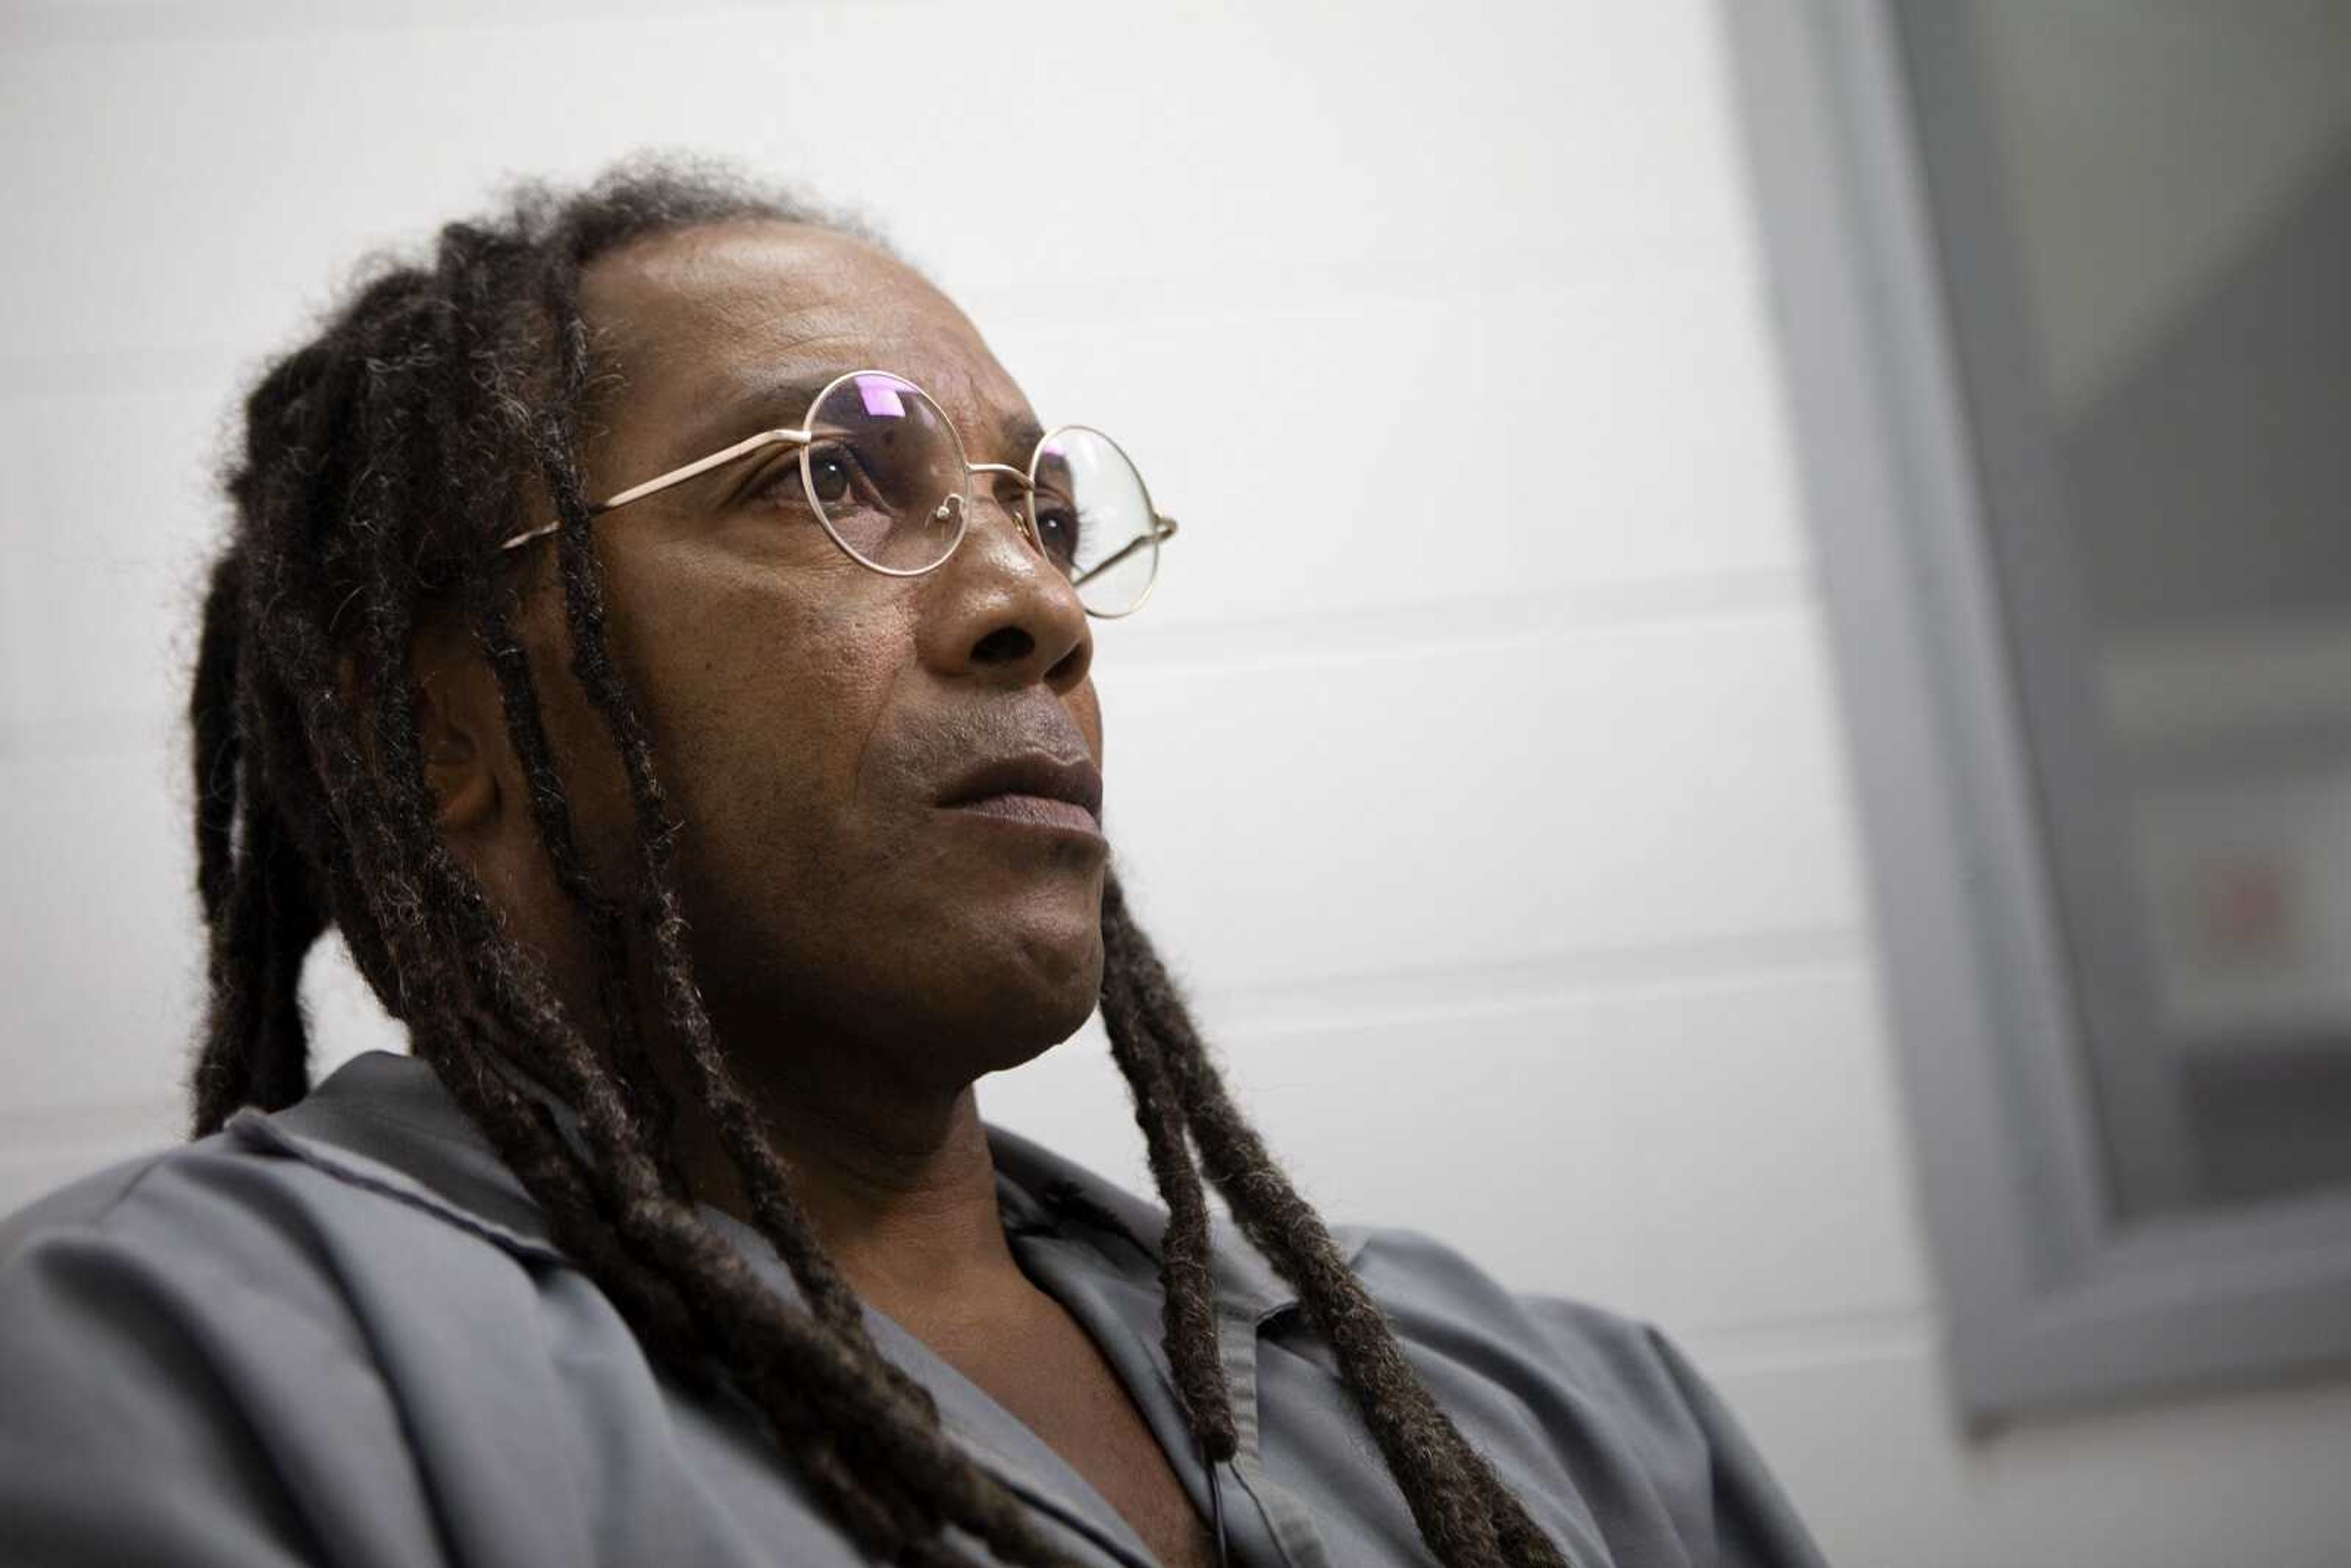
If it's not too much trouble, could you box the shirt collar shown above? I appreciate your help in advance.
[252,1050,1301,1323]
[984,1123,1298,1324]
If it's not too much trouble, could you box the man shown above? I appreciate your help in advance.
[0,164,1827,1568]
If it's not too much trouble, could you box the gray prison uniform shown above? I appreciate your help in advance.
[0,1052,1828,1568]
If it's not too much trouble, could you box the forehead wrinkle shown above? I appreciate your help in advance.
[586,249,848,395]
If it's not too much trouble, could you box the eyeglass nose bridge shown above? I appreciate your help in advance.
[924,481,1033,558]
[959,460,1046,553]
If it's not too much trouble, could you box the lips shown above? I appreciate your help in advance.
[936,750,1105,833]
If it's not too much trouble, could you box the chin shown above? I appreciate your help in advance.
[954,915,1105,1076]
[684,848,1105,1087]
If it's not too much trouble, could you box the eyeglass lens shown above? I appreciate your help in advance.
[803,373,1160,615]
[1030,428,1158,617]
[804,373,969,574]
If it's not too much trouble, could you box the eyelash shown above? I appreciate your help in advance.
[741,449,808,508]
[744,445,864,510]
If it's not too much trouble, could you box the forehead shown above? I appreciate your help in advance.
[578,220,1024,448]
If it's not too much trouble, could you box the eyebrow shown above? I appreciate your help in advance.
[647,366,1054,484]
[983,411,1050,470]
[658,367,840,466]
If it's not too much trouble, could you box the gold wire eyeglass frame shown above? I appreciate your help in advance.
[493,367,1180,619]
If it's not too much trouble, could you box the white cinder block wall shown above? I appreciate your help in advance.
[2,3,2345,1563]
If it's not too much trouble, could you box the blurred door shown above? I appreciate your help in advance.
[1893,0,2351,1220]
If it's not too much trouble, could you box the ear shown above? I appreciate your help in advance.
[401,612,508,837]
[414,666,501,833]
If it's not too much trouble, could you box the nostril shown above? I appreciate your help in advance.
[971,625,1035,666]
[1044,640,1088,689]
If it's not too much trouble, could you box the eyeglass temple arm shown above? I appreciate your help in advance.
[497,428,811,553]
[498,434,1182,580]
[1071,516,1179,588]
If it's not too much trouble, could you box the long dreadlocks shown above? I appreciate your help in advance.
[185,158,1571,1568]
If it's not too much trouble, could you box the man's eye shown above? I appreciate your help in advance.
[1032,500,1082,568]
[806,445,855,506]
[752,443,858,511]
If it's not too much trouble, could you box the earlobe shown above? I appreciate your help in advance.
[415,674,501,833]
[424,729,500,831]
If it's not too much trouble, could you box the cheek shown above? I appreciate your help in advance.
[604,548,917,884]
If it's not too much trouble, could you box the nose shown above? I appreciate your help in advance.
[916,487,1093,694]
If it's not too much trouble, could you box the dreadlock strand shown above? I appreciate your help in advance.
[191,323,402,1131]
[413,222,686,1173]
[470,578,688,1188]
[1093,903,1239,1463]
[1099,874,1570,1568]
[191,548,245,925]
[189,617,263,1135]
[189,799,266,1134]
[528,240,887,1349]
[412,1002,997,1568]
[189,558,328,1131]
[436,1021,707,1368]
[249,802,324,1107]
[454,991,1044,1568]
[536,445,958,1439]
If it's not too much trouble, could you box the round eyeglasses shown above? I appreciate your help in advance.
[496,369,1178,618]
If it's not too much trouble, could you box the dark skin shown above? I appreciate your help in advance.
[410,220,1216,1567]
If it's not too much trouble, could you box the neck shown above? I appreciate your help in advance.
[672,1041,1030,1327]
[530,927,1043,1328]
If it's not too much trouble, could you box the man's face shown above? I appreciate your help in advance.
[550,220,1108,1097]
